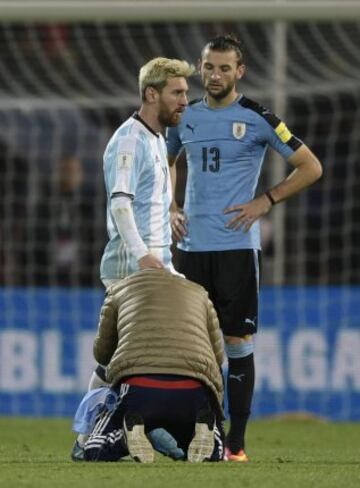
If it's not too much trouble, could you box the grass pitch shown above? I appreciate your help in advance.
[0,417,359,488]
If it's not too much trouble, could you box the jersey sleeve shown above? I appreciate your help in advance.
[166,126,183,157]
[108,134,145,198]
[257,110,303,159]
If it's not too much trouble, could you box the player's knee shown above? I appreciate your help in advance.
[224,337,254,359]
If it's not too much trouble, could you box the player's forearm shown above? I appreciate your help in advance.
[169,158,179,212]
[169,164,178,211]
[110,196,148,260]
[266,145,322,205]
[267,168,317,204]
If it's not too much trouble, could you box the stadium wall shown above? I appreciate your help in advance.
[0,286,359,420]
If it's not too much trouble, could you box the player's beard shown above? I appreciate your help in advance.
[206,79,236,101]
[158,105,182,127]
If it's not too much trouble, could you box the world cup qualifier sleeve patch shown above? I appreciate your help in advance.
[117,152,134,169]
[112,152,135,195]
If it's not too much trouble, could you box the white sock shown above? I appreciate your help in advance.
[77,433,88,447]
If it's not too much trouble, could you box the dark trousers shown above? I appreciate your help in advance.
[84,378,224,461]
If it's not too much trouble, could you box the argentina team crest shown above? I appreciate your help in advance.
[232,122,246,139]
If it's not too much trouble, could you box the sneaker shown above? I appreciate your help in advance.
[71,440,85,462]
[123,413,154,463]
[224,447,249,462]
[148,428,185,460]
[187,409,215,463]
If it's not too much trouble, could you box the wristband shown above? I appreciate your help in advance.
[265,190,276,205]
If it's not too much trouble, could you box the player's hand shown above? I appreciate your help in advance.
[171,209,187,242]
[138,254,165,270]
[223,194,272,232]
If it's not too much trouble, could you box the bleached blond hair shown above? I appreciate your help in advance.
[139,57,195,101]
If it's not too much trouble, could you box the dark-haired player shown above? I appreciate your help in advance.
[167,34,322,462]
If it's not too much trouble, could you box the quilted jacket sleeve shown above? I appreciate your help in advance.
[93,289,119,366]
[206,298,224,367]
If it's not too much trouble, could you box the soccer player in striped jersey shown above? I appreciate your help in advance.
[167,35,322,462]
[100,57,194,287]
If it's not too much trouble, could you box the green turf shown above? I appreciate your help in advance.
[0,417,359,488]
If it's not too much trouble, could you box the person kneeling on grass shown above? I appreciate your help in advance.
[71,269,225,463]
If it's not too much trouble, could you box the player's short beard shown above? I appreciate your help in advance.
[207,80,235,101]
[158,107,180,127]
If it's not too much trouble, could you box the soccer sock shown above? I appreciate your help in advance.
[227,354,255,452]
[77,366,109,446]
[77,433,88,448]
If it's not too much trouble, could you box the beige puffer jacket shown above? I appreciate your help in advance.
[93,269,224,413]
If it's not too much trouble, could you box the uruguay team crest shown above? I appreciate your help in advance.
[232,122,246,139]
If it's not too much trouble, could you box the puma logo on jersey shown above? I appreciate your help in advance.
[186,124,196,133]
[229,374,245,383]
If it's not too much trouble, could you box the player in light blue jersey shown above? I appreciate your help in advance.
[73,57,194,461]
[167,35,322,462]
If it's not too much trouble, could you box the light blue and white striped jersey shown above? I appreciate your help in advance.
[100,113,172,280]
[167,95,302,252]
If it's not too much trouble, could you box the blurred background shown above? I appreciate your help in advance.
[0,0,359,419]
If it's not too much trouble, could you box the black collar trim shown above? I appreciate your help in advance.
[133,112,159,137]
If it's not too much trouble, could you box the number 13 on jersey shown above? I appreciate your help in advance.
[202,146,220,172]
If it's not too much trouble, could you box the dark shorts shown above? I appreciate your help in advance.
[177,249,261,337]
